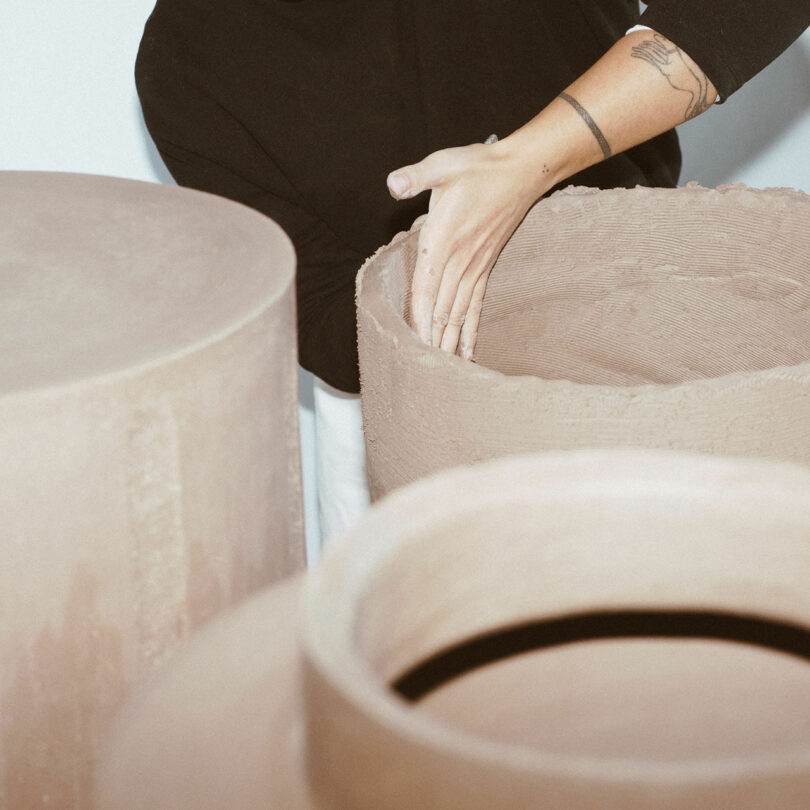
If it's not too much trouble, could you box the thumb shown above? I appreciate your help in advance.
[387,153,445,200]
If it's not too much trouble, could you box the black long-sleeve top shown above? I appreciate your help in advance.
[136,1,810,392]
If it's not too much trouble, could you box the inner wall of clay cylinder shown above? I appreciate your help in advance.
[395,188,810,384]
[352,479,810,762]
[476,191,810,383]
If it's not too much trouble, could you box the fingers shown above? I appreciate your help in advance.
[410,201,497,354]
[411,262,441,344]
[412,214,483,350]
[434,250,485,352]
[458,273,488,361]
[390,140,521,357]
[437,278,474,354]
[410,222,447,344]
[434,252,490,357]
[420,230,492,354]
[412,252,490,357]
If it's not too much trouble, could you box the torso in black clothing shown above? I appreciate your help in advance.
[138,1,684,391]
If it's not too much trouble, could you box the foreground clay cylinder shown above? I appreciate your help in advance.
[97,452,810,809]
[357,184,810,498]
[0,172,304,808]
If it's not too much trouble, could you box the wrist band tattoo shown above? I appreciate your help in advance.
[558,92,612,160]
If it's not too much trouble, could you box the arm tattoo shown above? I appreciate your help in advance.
[631,34,712,121]
[558,92,612,160]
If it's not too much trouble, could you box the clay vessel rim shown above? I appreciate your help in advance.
[301,644,810,787]
[302,450,810,786]
[0,171,296,403]
[357,184,810,394]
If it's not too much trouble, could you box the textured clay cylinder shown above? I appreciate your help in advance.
[357,185,810,498]
[0,172,304,808]
[98,452,810,809]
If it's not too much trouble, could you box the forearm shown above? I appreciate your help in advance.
[502,29,717,200]
[387,29,720,356]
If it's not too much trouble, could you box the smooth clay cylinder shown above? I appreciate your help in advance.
[97,451,810,809]
[0,171,305,808]
[357,184,810,498]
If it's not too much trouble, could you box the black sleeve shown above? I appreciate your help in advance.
[640,1,810,100]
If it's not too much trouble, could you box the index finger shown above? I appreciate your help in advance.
[410,223,449,345]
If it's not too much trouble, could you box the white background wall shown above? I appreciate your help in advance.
[4,0,810,554]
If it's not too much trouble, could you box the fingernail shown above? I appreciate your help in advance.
[388,172,409,197]
[460,334,476,361]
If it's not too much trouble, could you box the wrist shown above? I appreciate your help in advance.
[497,103,592,201]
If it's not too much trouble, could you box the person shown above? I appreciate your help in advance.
[136,1,810,545]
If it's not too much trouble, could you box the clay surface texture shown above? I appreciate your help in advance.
[0,172,304,808]
[357,184,810,497]
[98,452,810,809]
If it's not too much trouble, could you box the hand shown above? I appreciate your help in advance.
[387,139,543,359]
[384,27,719,360]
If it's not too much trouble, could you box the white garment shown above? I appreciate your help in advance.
[312,376,371,551]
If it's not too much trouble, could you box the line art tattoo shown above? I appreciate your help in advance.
[558,92,612,159]
[631,34,712,121]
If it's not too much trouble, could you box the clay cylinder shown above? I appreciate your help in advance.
[0,172,304,808]
[97,451,810,809]
[357,185,810,498]
[303,451,810,809]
